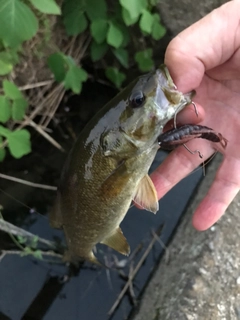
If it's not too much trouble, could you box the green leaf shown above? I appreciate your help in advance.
[112,48,129,68]
[90,41,108,61]
[12,98,28,120]
[121,8,138,26]
[0,137,6,162]
[119,0,147,20]
[139,10,154,34]
[33,250,43,260]
[85,0,107,21]
[7,129,31,158]
[47,53,67,82]
[3,48,20,65]
[0,52,13,75]
[62,0,87,36]
[107,23,124,49]
[29,0,61,15]
[90,19,108,44]
[64,66,88,94]
[17,235,27,244]
[0,0,38,47]
[31,236,39,249]
[117,24,130,48]
[105,67,126,89]
[152,14,166,40]
[3,81,23,100]
[0,125,11,138]
[0,96,11,123]
[49,53,88,92]
[22,247,32,255]
[135,49,154,72]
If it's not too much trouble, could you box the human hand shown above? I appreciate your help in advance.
[152,0,240,230]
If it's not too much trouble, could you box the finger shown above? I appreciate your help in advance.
[163,103,205,132]
[192,155,240,230]
[174,103,205,125]
[207,47,240,81]
[150,139,215,199]
[135,105,205,211]
[164,1,240,92]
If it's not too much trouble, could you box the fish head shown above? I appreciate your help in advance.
[120,64,195,146]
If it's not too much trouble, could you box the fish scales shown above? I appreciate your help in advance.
[50,65,194,264]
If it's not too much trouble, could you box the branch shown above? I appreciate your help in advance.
[0,173,57,191]
[108,224,164,316]
[0,249,63,263]
[24,116,64,151]
[0,219,56,249]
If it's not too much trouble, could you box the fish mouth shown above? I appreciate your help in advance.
[156,65,176,90]
[155,65,195,113]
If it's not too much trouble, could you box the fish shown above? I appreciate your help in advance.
[50,65,194,265]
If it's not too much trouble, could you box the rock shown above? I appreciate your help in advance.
[158,0,228,35]
[132,154,240,320]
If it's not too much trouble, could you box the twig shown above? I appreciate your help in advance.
[0,102,65,151]
[18,80,54,91]
[128,243,143,263]
[0,80,54,94]
[0,249,62,262]
[0,33,91,153]
[0,173,57,191]
[128,262,137,305]
[0,219,56,249]
[108,225,164,316]
[80,269,103,300]
[24,116,64,151]
[151,230,170,264]
[17,83,64,132]
[13,122,53,133]
[41,87,65,127]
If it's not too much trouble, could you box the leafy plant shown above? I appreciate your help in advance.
[105,67,126,89]
[0,210,65,263]
[0,81,30,160]
[61,0,166,88]
[0,211,44,260]
[16,235,43,259]
[135,49,154,72]
[0,0,61,162]
[47,53,88,94]
[0,0,166,161]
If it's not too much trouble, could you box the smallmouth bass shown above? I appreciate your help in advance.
[50,65,194,265]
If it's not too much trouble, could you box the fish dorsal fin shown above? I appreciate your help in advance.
[133,175,159,214]
[101,227,130,256]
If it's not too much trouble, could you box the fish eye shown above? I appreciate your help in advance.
[130,91,145,108]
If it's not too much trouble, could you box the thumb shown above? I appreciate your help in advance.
[164,0,240,92]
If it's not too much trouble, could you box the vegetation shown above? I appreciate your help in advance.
[0,0,167,267]
[0,0,166,161]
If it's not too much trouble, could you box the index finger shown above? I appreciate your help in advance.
[150,139,215,200]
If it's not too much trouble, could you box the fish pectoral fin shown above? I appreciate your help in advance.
[101,227,130,256]
[133,174,159,214]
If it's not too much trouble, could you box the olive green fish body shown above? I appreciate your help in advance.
[50,66,194,264]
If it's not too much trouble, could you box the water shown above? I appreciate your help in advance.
[0,152,202,320]
[0,81,202,320]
